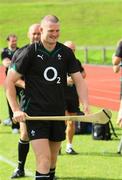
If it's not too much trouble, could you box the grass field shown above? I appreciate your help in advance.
[1,1,122,179]
[1,0,122,64]
[0,86,122,180]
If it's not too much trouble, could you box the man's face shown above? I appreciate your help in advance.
[41,21,60,45]
[29,27,41,43]
[8,37,17,49]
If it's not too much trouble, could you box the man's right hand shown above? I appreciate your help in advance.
[13,111,26,123]
[113,65,120,73]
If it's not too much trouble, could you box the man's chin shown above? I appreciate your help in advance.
[49,41,57,45]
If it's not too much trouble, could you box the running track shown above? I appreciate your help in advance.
[0,65,120,111]
[84,64,120,111]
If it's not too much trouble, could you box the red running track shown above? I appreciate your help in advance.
[84,64,120,111]
[0,66,5,86]
[0,65,120,111]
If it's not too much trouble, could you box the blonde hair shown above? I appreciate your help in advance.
[41,15,59,26]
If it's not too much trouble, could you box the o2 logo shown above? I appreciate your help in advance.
[43,67,61,84]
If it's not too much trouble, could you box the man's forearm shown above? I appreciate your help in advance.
[2,58,11,68]
[112,56,121,65]
[5,81,20,113]
[76,79,89,108]
[71,72,89,113]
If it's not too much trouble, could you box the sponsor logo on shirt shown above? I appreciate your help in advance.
[57,54,62,60]
[31,130,36,136]
[37,54,44,60]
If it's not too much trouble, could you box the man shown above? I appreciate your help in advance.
[112,41,122,73]
[64,41,86,155]
[1,34,20,133]
[112,40,122,127]
[11,23,41,178]
[5,15,89,180]
[112,40,122,155]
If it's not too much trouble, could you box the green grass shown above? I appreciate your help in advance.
[0,86,122,180]
[1,0,122,46]
[1,2,122,178]
[1,0,122,64]
[75,49,115,65]
[0,2,122,178]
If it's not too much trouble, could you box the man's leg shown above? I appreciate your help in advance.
[49,141,61,180]
[31,139,50,180]
[65,112,78,155]
[11,122,29,179]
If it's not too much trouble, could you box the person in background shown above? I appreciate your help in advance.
[112,40,122,156]
[11,23,41,179]
[64,41,86,154]
[5,15,89,180]
[1,34,20,133]
[112,40,122,126]
[112,40,122,73]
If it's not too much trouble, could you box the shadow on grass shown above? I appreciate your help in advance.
[59,151,122,157]
[78,151,122,157]
[114,127,122,131]
[57,177,122,180]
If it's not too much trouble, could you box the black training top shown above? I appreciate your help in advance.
[66,59,84,100]
[11,42,80,116]
[1,47,19,74]
[115,41,122,58]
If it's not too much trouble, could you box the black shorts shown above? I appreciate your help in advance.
[26,120,66,141]
[66,98,79,113]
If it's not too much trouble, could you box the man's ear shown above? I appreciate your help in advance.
[40,27,43,33]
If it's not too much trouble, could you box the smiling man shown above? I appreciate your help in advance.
[5,15,89,180]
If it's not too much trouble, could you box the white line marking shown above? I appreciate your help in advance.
[0,155,33,177]
[88,88,120,95]
[87,79,119,82]
[89,95,119,103]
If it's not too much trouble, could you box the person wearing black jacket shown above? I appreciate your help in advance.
[1,34,20,133]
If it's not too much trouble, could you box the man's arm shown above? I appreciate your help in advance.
[15,79,25,89]
[5,69,26,122]
[112,56,121,66]
[81,70,86,79]
[112,55,122,73]
[2,58,11,68]
[117,99,122,127]
[113,65,120,73]
[112,56,121,72]
[1,49,11,68]
[71,71,89,114]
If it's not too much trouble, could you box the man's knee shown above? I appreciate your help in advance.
[37,154,51,170]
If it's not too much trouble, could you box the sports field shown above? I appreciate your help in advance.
[0,64,122,180]
[1,0,122,179]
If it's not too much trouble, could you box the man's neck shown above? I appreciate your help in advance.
[42,41,56,52]
[8,46,17,51]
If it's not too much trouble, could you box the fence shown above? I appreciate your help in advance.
[76,46,116,64]
[0,46,116,64]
